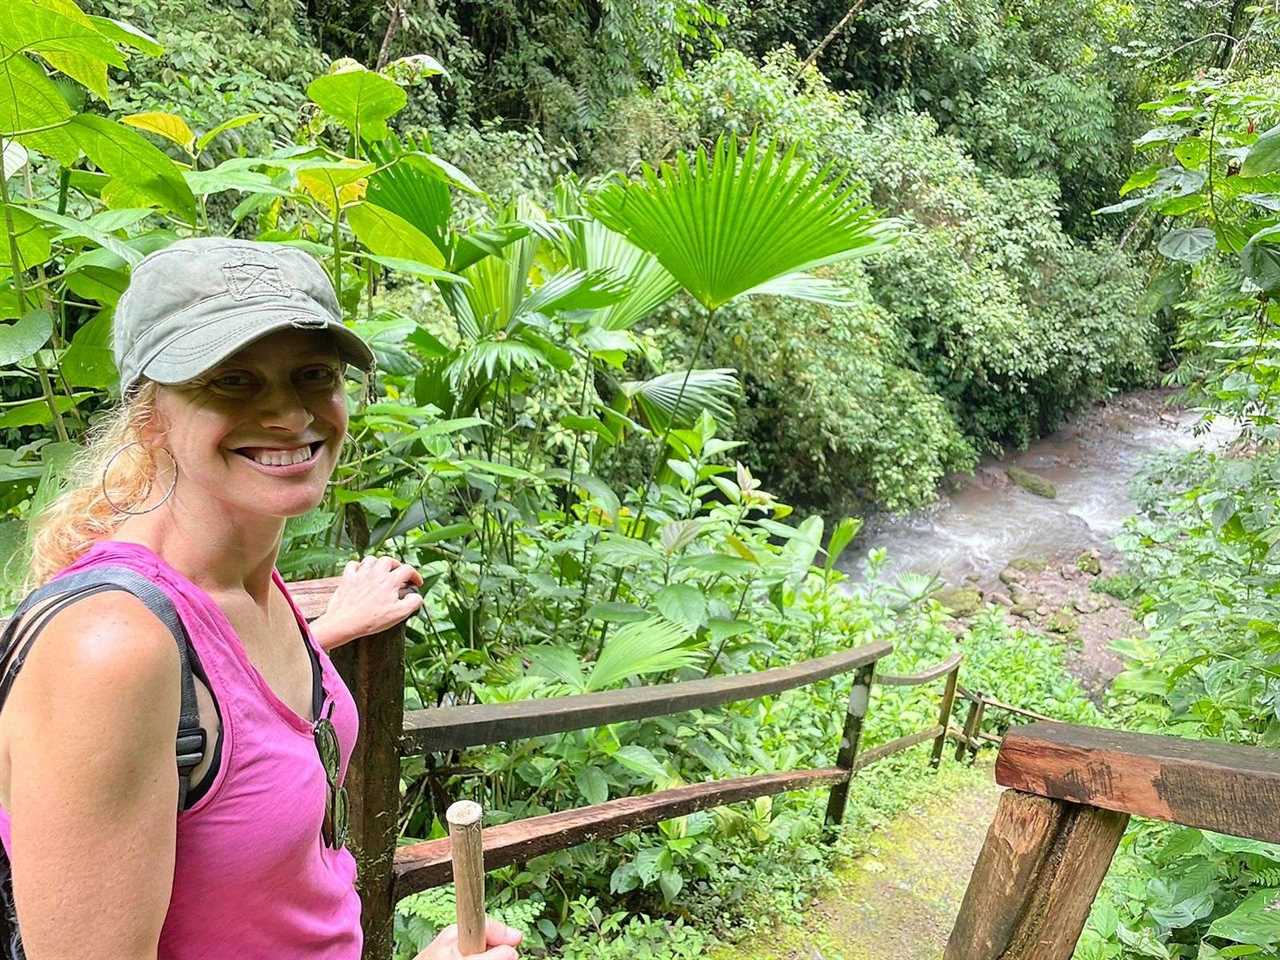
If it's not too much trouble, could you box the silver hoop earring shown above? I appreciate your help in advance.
[102,442,178,516]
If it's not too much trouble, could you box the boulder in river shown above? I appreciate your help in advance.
[1006,466,1057,499]
[1009,556,1048,574]
[1048,609,1079,635]
[1076,549,1102,575]
[935,586,983,617]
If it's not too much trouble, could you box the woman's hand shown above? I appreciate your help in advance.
[413,919,523,960]
[310,555,424,652]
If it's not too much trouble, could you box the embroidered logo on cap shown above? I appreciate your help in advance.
[223,261,289,300]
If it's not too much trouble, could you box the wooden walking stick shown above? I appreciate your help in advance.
[447,800,486,956]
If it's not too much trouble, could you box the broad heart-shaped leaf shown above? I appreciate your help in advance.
[66,115,197,222]
[655,583,706,630]
[346,201,445,269]
[60,306,116,387]
[122,111,195,153]
[1207,890,1280,946]
[1157,226,1216,263]
[2,53,76,162]
[0,0,124,102]
[575,765,608,805]
[1242,125,1280,178]
[588,132,894,311]
[306,65,406,140]
[0,309,52,365]
[0,206,52,276]
[1241,224,1280,295]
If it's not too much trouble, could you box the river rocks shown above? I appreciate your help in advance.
[1073,596,1100,614]
[1010,603,1036,619]
[1047,609,1078,635]
[1008,556,1048,574]
[998,566,1025,586]
[989,591,1013,607]
[1076,549,1102,575]
[1006,466,1057,499]
[935,586,983,617]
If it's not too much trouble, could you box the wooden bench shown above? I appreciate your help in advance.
[293,578,967,959]
[945,721,1280,959]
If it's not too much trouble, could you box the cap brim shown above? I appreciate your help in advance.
[138,305,376,386]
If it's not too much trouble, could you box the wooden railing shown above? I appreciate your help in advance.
[945,722,1280,960]
[293,579,968,959]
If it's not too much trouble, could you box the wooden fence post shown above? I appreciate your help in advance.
[824,663,875,826]
[930,664,960,769]
[944,790,1128,960]
[331,620,406,960]
[958,695,985,764]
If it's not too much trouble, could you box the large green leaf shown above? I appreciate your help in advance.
[0,309,51,364]
[346,201,445,269]
[1207,890,1280,946]
[0,206,52,276]
[1242,125,1280,178]
[306,62,406,140]
[588,132,894,311]
[67,115,197,222]
[1157,227,1215,263]
[86,15,161,57]
[61,306,116,386]
[1242,224,1280,295]
[0,0,123,101]
[2,52,76,162]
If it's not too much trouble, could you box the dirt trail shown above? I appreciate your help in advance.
[714,772,1003,960]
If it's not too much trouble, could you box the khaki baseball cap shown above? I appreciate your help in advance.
[114,237,376,395]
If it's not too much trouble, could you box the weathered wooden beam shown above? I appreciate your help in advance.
[330,620,406,960]
[853,725,945,771]
[879,651,963,686]
[824,662,875,825]
[945,790,1128,960]
[393,767,849,898]
[931,665,961,768]
[997,722,1280,843]
[402,642,893,753]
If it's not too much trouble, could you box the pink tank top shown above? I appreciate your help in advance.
[0,540,363,958]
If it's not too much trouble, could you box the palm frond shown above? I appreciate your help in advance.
[588,616,703,691]
[555,188,680,330]
[588,132,895,311]
[366,136,453,259]
[624,368,740,431]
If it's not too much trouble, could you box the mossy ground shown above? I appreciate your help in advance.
[708,762,999,960]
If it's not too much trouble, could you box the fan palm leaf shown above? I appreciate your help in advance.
[588,615,703,691]
[588,132,895,311]
[624,368,740,431]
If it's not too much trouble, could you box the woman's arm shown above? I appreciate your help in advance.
[5,592,181,960]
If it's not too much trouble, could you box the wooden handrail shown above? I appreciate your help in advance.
[996,721,1280,843]
[401,641,894,753]
[393,767,850,898]
[947,723,1280,960]
[878,651,963,686]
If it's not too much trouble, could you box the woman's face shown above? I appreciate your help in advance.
[152,328,349,521]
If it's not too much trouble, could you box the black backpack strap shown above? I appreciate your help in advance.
[0,565,206,811]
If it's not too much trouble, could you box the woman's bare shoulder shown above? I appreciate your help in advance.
[7,589,180,729]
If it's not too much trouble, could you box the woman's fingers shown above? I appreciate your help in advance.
[469,947,518,960]
[484,918,523,946]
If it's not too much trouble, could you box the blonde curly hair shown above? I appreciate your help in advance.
[23,381,167,590]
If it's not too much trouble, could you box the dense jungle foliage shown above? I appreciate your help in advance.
[2,0,1280,957]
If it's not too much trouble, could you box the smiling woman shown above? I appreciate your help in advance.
[0,239,521,960]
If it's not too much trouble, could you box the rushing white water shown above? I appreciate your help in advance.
[839,390,1236,589]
